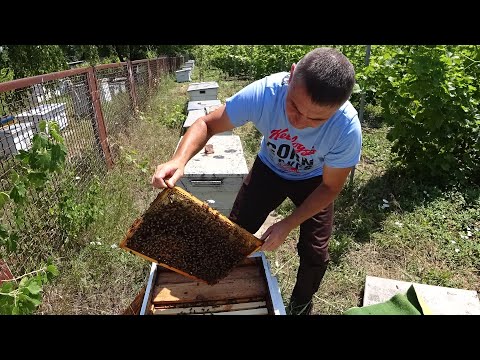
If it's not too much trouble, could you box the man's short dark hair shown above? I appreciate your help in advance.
[292,47,355,107]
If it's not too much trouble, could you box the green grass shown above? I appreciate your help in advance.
[227,89,480,314]
[37,75,187,314]
[30,67,480,315]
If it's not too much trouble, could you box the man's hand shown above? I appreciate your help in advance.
[151,160,184,189]
[260,219,295,252]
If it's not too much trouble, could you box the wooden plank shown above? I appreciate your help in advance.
[153,296,265,309]
[155,255,259,274]
[122,287,146,315]
[152,301,267,315]
[198,308,269,315]
[155,264,264,286]
[152,276,267,305]
[239,257,260,266]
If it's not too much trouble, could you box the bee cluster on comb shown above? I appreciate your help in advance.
[120,186,263,285]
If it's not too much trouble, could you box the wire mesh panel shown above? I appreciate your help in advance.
[0,71,108,272]
[132,62,149,112]
[94,63,134,162]
[159,57,168,74]
[0,55,182,277]
[149,60,158,88]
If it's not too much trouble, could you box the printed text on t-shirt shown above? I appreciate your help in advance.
[269,129,317,156]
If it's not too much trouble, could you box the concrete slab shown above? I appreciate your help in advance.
[364,275,480,315]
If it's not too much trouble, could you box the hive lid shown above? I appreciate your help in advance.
[178,135,249,176]
[187,82,219,92]
[187,100,221,111]
[16,103,65,117]
[0,122,34,133]
[120,186,263,285]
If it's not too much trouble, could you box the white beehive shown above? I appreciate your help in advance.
[175,68,192,83]
[184,60,194,70]
[183,109,232,136]
[63,81,91,117]
[27,84,52,106]
[16,103,68,133]
[187,99,221,112]
[177,135,248,216]
[140,252,286,315]
[109,77,127,96]
[99,78,112,103]
[187,82,219,101]
[183,109,205,130]
[0,122,34,158]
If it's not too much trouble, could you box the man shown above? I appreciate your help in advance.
[151,47,362,315]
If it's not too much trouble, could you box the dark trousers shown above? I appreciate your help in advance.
[229,156,334,314]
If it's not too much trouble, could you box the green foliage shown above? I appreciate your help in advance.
[0,120,66,314]
[97,45,118,60]
[160,103,185,129]
[364,45,480,185]
[0,259,58,315]
[1,45,68,79]
[0,67,13,83]
[195,45,314,80]
[120,148,150,174]
[59,45,100,66]
[193,45,368,81]
[56,175,104,244]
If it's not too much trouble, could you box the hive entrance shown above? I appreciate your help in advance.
[120,186,263,285]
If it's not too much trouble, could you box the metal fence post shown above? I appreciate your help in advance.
[126,60,138,112]
[87,67,113,169]
[147,60,152,92]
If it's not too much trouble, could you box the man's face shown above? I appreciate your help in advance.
[285,81,339,130]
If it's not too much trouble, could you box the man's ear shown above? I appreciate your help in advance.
[289,63,296,82]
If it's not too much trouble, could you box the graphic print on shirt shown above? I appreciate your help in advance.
[266,128,317,174]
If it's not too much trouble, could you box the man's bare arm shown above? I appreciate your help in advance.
[151,105,234,188]
[260,165,353,251]
[285,165,352,228]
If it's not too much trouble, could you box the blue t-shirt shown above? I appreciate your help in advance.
[225,72,362,180]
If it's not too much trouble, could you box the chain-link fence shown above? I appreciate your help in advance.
[0,55,184,272]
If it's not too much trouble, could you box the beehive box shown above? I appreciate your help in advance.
[182,109,231,136]
[175,68,192,83]
[187,82,219,101]
[109,77,128,96]
[187,99,221,112]
[140,252,285,315]
[0,122,34,158]
[184,60,194,70]
[66,82,92,117]
[99,78,112,103]
[16,103,68,133]
[120,186,262,285]
[183,109,205,131]
[177,135,248,216]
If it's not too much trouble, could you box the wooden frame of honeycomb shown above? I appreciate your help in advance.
[120,186,263,285]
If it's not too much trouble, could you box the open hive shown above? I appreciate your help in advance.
[120,186,263,285]
[144,255,279,315]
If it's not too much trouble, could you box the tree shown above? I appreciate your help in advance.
[2,45,68,79]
